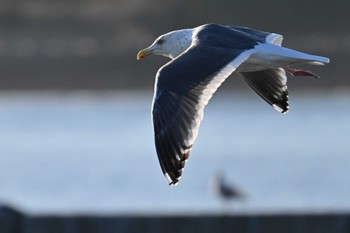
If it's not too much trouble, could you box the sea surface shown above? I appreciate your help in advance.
[0,90,349,215]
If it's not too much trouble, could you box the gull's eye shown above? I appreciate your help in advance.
[157,38,164,45]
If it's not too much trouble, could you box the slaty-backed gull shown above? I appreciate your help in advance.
[137,23,330,186]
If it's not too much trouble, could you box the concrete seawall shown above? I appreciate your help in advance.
[1,206,349,233]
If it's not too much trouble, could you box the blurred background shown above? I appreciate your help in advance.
[0,0,349,219]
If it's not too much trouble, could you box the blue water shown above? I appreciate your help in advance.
[0,90,349,215]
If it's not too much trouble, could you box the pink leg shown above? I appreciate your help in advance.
[284,67,319,79]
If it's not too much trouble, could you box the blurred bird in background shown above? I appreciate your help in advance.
[211,171,245,207]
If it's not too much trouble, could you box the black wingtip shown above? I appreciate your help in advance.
[165,173,180,186]
[272,102,289,114]
[169,181,178,187]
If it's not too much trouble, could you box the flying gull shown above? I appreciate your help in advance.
[136,23,330,186]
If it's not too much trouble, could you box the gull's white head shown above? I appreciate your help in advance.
[137,29,193,60]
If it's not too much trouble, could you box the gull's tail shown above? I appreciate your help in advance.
[255,43,330,67]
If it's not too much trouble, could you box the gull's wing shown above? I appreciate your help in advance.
[239,68,289,113]
[226,26,288,113]
[152,45,253,185]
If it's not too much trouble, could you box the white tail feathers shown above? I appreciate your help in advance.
[252,43,330,69]
[290,55,330,66]
[303,55,330,65]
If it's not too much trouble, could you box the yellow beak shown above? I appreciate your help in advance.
[136,48,154,60]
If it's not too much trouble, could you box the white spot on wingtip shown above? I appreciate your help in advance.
[165,173,180,186]
[165,173,172,183]
[272,104,289,114]
[181,148,190,154]
[272,104,283,113]
[171,182,179,187]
